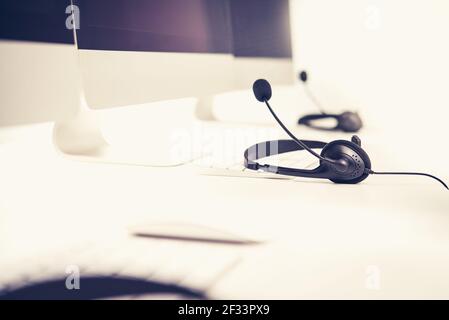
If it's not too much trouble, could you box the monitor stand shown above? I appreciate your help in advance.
[53,93,205,167]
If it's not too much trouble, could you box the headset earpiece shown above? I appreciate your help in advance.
[337,112,363,133]
[297,112,363,133]
[320,138,371,184]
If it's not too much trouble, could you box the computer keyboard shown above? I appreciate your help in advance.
[192,151,318,179]
[188,122,320,179]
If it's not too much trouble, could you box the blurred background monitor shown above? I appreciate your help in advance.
[73,0,294,109]
[1,0,294,125]
[0,0,294,165]
[0,0,80,127]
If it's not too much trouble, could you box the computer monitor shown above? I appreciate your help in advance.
[74,0,293,110]
[229,0,294,90]
[69,0,294,165]
[0,0,80,127]
[1,0,294,166]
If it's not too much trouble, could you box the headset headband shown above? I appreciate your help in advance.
[297,114,341,131]
[244,139,327,177]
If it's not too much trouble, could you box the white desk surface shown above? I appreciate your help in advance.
[1,103,448,299]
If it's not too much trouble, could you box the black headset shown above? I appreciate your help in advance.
[244,79,448,189]
[297,71,363,133]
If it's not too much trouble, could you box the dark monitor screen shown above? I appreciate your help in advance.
[1,0,292,58]
[74,0,233,54]
[0,0,73,44]
[230,0,292,58]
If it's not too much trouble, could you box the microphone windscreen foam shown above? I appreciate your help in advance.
[252,79,272,102]
[299,71,308,82]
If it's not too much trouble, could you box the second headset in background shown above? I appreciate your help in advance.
[297,71,363,133]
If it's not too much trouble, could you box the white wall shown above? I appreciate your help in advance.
[290,0,449,138]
